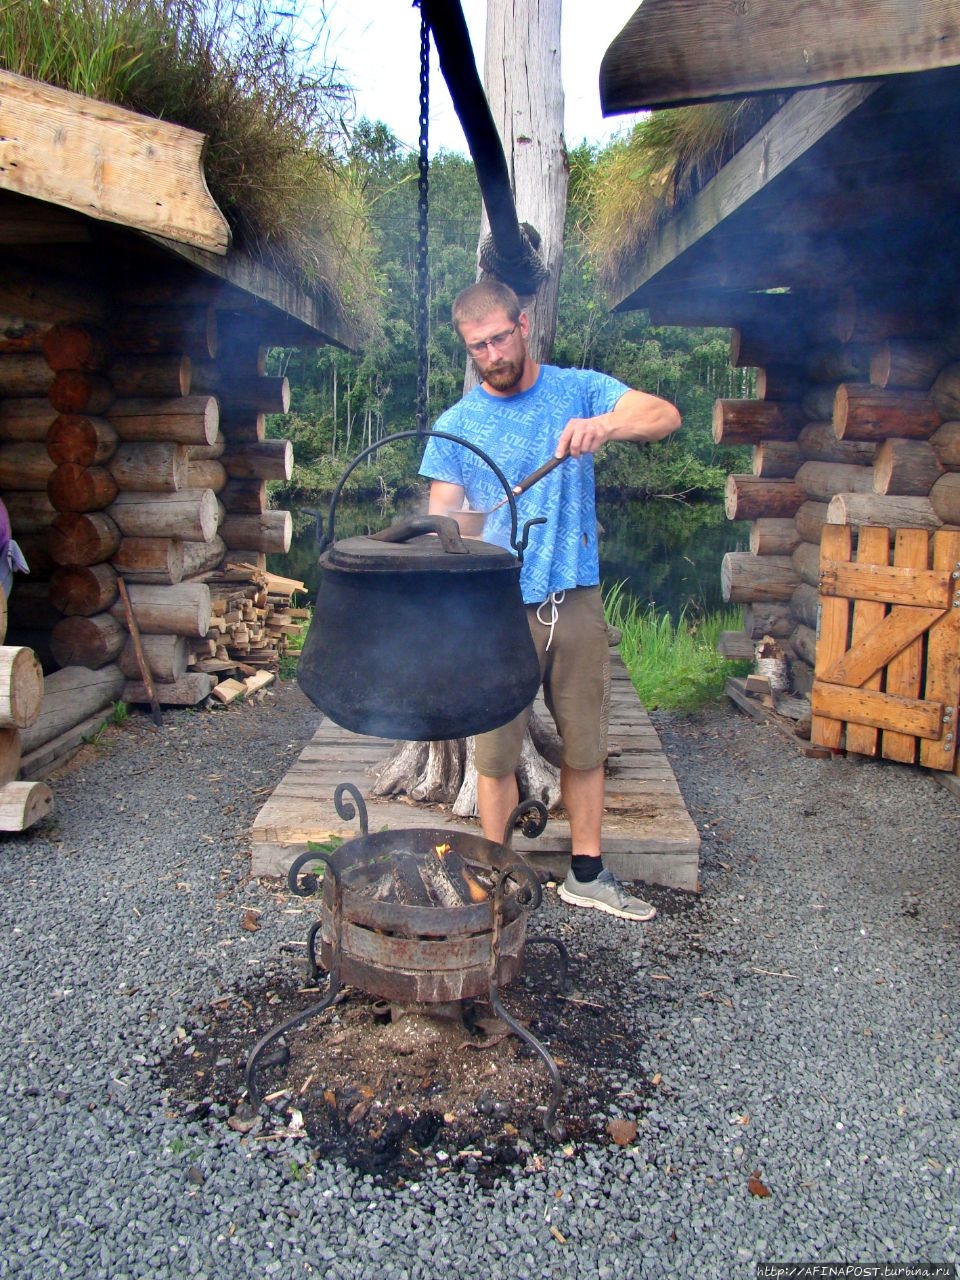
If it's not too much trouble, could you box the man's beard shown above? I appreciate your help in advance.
[476,356,524,392]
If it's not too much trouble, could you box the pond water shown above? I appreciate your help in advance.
[270,496,748,621]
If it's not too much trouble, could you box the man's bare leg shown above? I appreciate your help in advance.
[477,772,520,845]
[561,762,605,857]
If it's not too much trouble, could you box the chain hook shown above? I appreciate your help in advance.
[414,2,431,436]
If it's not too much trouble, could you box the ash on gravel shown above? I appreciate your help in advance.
[158,937,656,1184]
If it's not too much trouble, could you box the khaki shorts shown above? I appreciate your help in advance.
[474,586,610,776]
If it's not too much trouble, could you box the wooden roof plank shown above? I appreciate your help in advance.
[600,0,960,112]
[0,68,230,255]
[610,82,880,311]
[145,234,359,350]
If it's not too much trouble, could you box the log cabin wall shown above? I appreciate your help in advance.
[598,23,960,778]
[714,287,960,717]
[0,269,298,747]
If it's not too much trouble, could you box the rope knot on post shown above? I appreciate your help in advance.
[478,221,548,296]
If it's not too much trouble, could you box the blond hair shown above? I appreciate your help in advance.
[451,279,521,335]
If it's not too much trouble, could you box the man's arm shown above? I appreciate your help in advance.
[427,479,466,515]
[556,388,681,458]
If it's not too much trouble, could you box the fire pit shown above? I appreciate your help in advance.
[245,783,569,1132]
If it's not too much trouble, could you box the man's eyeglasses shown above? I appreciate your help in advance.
[464,323,519,357]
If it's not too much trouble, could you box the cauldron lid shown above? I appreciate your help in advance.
[320,515,520,573]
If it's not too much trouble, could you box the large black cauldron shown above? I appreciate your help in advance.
[297,432,543,741]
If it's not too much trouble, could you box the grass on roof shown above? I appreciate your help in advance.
[0,0,378,331]
[582,98,782,292]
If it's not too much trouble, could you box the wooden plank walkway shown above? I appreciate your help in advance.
[251,655,701,890]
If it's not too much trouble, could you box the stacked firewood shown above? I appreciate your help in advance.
[186,565,307,669]
[0,279,297,737]
[709,286,960,707]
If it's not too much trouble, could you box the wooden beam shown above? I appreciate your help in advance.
[0,68,230,255]
[610,83,879,311]
[600,0,960,113]
[643,287,834,332]
[145,235,360,351]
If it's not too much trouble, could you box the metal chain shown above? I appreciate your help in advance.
[414,3,430,435]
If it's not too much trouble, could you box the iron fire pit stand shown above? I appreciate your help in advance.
[245,783,569,1133]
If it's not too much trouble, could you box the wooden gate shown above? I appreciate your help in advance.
[811,524,960,771]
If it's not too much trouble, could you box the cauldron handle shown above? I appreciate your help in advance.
[318,429,533,559]
[369,514,467,554]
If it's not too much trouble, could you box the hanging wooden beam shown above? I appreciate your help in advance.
[0,68,230,254]
[600,0,960,113]
[611,83,879,311]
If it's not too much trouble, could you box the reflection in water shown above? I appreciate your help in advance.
[597,499,748,621]
[271,496,747,621]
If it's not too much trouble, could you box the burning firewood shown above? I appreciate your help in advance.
[365,845,492,908]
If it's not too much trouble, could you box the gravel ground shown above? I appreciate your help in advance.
[0,679,957,1279]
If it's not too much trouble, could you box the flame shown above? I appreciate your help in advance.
[435,842,451,859]
[465,877,489,904]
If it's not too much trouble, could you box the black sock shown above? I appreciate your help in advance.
[571,855,602,883]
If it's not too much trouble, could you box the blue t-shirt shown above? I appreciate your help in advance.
[419,365,628,603]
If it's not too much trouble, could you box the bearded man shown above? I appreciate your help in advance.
[420,279,681,921]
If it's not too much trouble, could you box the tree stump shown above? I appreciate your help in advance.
[369,712,563,820]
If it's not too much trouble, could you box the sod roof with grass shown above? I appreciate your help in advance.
[0,0,374,347]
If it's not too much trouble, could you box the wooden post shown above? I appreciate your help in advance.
[712,399,803,445]
[48,511,121,566]
[835,384,942,441]
[929,472,960,525]
[117,577,162,726]
[46,414,119,466]
[724,474,805,521]
[843,526,890,757]
[48,563,118,615]
[0,646,44,728]
[872,439,944,495]
[47,463,118,512]
[811,523,852,750]
[720,553,799,603]
[825,493,941,529]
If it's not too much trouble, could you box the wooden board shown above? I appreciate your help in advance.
[600,0,960,112]
[250,656,701,891]
[811,525,960,769]
[606,82,878,309]
[0,68,230,253]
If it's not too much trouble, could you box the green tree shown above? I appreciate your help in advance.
[269,124,751,504]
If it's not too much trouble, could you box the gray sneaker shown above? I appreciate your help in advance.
[557,868,657,922]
